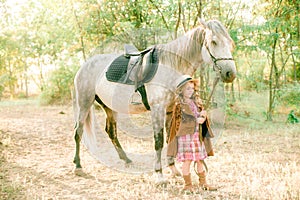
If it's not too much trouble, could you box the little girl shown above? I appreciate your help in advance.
[167,75,217,193]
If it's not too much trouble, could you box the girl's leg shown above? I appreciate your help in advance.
[196,160,217,191]
[196,160,204,174]
[182,160,194,193]
[182,160,192,175]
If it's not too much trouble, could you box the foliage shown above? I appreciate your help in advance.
[287,110,299,124]
[39,64,78,105]
[0,0,299,114]
[235,0,300,120]
[281,83,300,107]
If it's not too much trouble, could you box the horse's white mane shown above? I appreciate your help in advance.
[156,20,234,74]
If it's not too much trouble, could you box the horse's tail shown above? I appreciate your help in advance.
[72,84,96,137]
[81,105,101,153]
[83,106,96,136]
[71,85,77,125]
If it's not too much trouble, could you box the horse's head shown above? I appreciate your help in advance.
[201,20,236,83]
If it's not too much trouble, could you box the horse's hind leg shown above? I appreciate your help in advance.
[73,92,95,169]
[73,121,84,169]
[95,96,132,163]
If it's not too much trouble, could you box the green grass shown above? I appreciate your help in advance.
[225,90,299,130]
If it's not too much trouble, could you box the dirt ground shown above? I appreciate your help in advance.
[0,100,299,200]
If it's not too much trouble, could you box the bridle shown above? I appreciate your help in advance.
[205,42,234,73]
[203,41,234,109]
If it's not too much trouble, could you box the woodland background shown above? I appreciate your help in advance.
[0,1,299,199]
[0,0,299,119]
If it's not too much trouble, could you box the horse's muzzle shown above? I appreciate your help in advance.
[221,65,236,83]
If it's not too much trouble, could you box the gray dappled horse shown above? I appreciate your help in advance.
[73,19,236,183]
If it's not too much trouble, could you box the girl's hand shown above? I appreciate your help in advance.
[197,110,207,124]
[196,117,206,124]
[199,110,207,118]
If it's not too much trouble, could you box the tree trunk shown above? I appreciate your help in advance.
[72,3,87,61]
[175,0,182,38]
[231,83,235,102]
[24,64,28,98]
[193,0,203,27]
[8,59,15,99]
[290,34,297,83]
[267,28,278,121]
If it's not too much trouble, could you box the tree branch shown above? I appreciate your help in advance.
[149,0,170,32]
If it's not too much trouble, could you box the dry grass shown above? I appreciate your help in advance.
[0,98,299,200]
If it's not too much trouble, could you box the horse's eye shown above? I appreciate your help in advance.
[212,40,217,46]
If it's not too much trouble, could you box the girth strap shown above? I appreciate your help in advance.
[136,85,151,111]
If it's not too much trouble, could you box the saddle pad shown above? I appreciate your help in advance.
[106,55,130,82]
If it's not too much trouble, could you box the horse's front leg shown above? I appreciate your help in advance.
[151,105,168,185]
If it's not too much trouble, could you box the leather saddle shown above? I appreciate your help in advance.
[106,44,158,89]
[105,44,159,110]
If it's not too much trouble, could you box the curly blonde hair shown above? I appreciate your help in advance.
[176,79,204,108]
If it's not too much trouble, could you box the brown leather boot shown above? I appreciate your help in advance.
[182,174,194,194]
[198,171,217,191]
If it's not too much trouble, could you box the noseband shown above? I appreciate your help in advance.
[205,43,234,73]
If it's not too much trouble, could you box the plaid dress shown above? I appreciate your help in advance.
[177,101,207,162]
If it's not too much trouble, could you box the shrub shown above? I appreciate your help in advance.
[281,84,300,107]
[39,65,78,105]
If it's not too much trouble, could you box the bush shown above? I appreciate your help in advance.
[39,65,78,105]
[281,83,300,107]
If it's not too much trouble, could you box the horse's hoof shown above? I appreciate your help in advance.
[125,158,133,164]
[124,161,133,168]
[154,173,169,187]
[73,167,85,176]
[156,180,168,187]
[169,165,182,177]
[155,179,169,187]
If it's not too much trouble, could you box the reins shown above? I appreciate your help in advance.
[194,75,219,177]
[205,75,220,109]
[194,45,226,177]
[194,160,208,176]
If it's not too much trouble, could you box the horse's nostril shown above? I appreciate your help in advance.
[226,71,231,78]
[223,70,236,83]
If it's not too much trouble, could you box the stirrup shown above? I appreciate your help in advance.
[130,92,142,105]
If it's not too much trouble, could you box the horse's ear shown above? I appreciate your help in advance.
[198,18,207,28]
